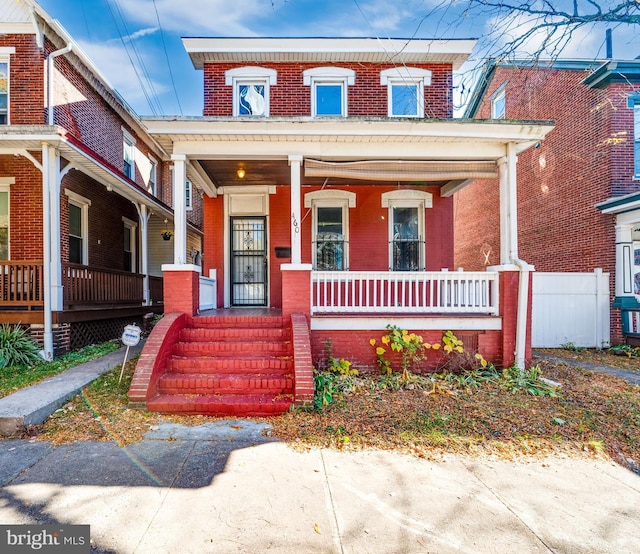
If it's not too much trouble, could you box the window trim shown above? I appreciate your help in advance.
[0,183,10,259]
[122,128,136,180]
[304,189,355,270]
[148,155,157,196]
[226,66,277,117]
[490,83,507,119]
[65,190,91,265]
[381,190,432,271]
[0,48,14,126]
[380,67,431,118]
[122,216,137,273]
[303,67,355,118]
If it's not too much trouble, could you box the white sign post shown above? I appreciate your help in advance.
[119,324,141,384]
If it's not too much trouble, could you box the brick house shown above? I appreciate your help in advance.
[0,0,204,356]
[129,37,554,416]
[455,58,640,345]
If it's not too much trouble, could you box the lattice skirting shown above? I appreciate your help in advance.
[69,316,144,351]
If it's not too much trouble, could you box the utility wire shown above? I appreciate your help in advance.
[152,0,183,115]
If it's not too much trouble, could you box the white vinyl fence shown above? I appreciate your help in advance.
[532,269,610,348]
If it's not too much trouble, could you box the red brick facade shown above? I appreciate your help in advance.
[203,62,453,118]
[454,63,638,342]
[202,184,454,309]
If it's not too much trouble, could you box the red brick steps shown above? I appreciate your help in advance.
[145,315,296,416]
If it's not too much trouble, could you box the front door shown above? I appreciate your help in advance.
[230,217,267,306]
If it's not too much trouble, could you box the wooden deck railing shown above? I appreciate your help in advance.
[0,261,44,310]
[62,263,144,308]
[311,270,499,315]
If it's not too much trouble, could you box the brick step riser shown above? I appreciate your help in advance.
[192,317,287,329]
[168,358,293,374]
[146,395,293,416]
[181,328,290,341]
[173,343,291,357]
[158,375,294,395]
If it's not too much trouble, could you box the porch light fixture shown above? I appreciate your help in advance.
[237,168,246,179]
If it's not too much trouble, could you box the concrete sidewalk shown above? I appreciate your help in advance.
[0,340,145,436]
[1,420,639,553]
[533,350,640,386]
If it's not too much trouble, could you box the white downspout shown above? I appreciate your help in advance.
[505,142,531,370]
[47,42,72,125]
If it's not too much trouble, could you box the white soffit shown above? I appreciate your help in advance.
[183,37,477,70]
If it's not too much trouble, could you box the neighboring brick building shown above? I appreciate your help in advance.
[131,37,554,416]
[455,59,640,344]
[0,0,204,355]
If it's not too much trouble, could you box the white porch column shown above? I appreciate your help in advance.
[171,154,188,264]
[41,144,54,360]
[612,220,637,307]
[136,203,151,304]
[289,155,303,265]
[498,156,510,265]
[50,153,68,312]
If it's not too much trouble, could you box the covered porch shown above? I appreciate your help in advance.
[0,127,177,355]
[147,116,554,371]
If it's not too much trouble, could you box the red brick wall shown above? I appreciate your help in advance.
[0,156,43,259]
[0,34,45,124]
[203,184,454,307]
[203,62,453,118]
[61,170,139,269]
[454,65,634,342]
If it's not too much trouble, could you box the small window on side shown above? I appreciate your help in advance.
[491,87,506,119]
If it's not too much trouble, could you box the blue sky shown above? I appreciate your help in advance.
[36,0,640,117]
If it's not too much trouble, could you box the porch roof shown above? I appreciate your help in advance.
[143,116,554,196]
[0,125,173,219]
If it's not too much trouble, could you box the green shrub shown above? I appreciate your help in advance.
[0,324,41,369]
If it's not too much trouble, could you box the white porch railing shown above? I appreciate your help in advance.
[311,270,499,315]
[199,270,217,311]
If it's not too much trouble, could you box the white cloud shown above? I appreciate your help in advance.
[110,0,271,35]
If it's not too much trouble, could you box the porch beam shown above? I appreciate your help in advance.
[171,154,188,264]
[289,155,303,265]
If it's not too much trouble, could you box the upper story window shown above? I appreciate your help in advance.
[303,67,355,117]
[380,67,431,118]
[225,67,277,117]
[490,84,506,119]
[382,190,432,271]
[148,156,157,196]
[305,189,356,270]
[0,49,14,125]
[122,128,136,180]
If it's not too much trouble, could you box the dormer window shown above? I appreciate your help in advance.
[303,67,355,117]
[380,67,431,118]
[491,84,506,119]
[225,67,277,117]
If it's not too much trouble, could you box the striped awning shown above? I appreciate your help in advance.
[304,159,498,181]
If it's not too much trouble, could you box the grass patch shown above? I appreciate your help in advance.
[0,340,120,399]
[25,354,640,475]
